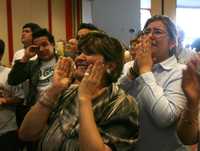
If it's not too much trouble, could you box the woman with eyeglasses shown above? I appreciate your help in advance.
[119,15,187,151]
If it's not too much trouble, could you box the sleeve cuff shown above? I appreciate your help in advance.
[137,72,156,85]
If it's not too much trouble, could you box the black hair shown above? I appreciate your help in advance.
[32,28,55,45]
[130,31,143,46]
[0,39,5,56]
[78,32,124,84]
[78,23,99,31]
[23,22,41,33]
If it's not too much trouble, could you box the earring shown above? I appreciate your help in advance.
[106,68,111,74]
[169,47,175,56]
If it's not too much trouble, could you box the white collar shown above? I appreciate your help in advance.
[153,55,178,71]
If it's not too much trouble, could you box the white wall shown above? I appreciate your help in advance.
[82,0,93,23]
[52,0,66,41]
[0,0,69,65]
[12,0,49,51]
[0,0,8,65]
[90,0,140,45]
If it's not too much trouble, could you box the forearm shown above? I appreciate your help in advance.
[0,86,23,105]
[19,87,60,141]
[8,60,29,85]
[177,104,199,145]
[79,99,110,151]
[137,72,186,127]
[2,97,23,105]
[19,102,51,141]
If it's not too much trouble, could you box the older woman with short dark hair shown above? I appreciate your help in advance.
[19,32,139,151]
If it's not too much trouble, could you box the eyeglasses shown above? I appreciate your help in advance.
[142,28,167,38]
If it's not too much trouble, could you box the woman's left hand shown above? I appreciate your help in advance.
[182,55,200,107]
[78,59,106,103]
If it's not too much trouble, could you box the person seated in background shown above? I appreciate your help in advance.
[120,40,131,63]
[12,22,41,65]
[11,22,42,129]
[77,22,99,39]
[8,28,58,113]
[64,38,79,59]
[191,38,200,53]
[68,38,78,51]
[175,26,196,64]
[64,23,99,59]
[119,15,187,151]
[8,28,58,151]
[19,32,139,151]
[177,54,200,150]
[0,39,20,151]
[123,49,132,63]
[118,31,143,80]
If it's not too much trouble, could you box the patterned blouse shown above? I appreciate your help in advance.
[37,84,139,151]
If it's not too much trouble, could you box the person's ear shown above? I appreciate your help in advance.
[169,40,177,51]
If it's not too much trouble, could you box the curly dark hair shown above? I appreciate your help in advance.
[23,22,41,33]
[78,23,99,31]
[32,28,55,45]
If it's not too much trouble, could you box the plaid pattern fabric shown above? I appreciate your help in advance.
[37,84,139,151]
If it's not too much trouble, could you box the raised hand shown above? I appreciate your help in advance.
[78,58,106,102]
[135,35,153,74]
[182,55,200,107]
[21,45,38,62]
[51,57,74,94]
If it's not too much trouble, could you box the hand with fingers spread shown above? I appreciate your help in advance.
[135,35,153,74]
[182,55,200,107]
[51,57,74,94]
[78,59,106,102]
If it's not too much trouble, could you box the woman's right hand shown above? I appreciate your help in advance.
[51,57,74,94]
